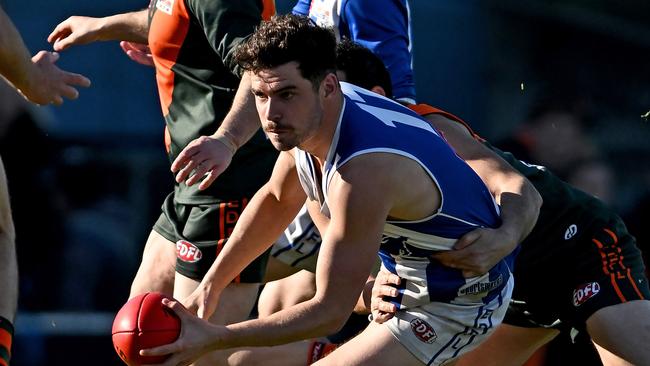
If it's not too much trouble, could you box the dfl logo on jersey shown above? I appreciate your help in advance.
[573,282,600,306]
[155,0,174,14]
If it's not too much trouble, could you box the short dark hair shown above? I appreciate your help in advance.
[336,39,393,98]
[235,14,337,89]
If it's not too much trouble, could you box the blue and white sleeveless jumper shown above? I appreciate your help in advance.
[295,82,513,310]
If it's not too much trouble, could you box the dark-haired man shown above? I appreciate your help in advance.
[141,15,523,366]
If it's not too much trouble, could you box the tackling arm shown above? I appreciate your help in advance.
[428,114,542,274]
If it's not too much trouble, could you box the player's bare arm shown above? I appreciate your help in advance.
[427,114,542,276]
[171,73,261,189]
[141,153,417,365]
[0,6,90,105]
[213,152,440,346]
[182,150,306,319]
[48,9,149,52]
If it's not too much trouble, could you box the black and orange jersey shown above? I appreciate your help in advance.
[148,0,278,204]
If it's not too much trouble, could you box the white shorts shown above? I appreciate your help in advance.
[385,274,514,365]
[270,204,321,272]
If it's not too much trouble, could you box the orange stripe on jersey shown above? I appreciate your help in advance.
[610,273,627,302]
[603,228,618,244]
[219,202,226,245]
[261,0,276,20]
[592,238,610,275]
[408,104,485,142]
[0,328,11,358]
[148,0,191,116]
[627,268,646,299]
[592,237,604,249]
[0,359,7,366]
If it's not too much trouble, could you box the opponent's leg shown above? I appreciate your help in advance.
[313,321,422,366]
[264,255,304,282]
[454,324,559,366]
[226,341,316,366]
[258,269,316,317]
[129,230,177,298]
[587,300,650,365]
[174,272,260,326]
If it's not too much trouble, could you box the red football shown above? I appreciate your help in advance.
[112,292,181,366]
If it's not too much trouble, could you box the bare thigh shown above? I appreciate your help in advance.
[226,341,313,366]
[258,269,316,317]
[454,324,559,366]
[174,272,261,366]
[176,271,316,366]
[129,230,176,298]
[314,321,422,366]
[587,300,650,366]
[263,255,303,283]
[173,272,260,325]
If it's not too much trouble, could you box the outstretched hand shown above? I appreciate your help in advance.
[432,227,518,277]
[120,41,154,66]
[171,134,237,190]
[48,16,106,51]
[140,298,223,366]
[19,51,91,105]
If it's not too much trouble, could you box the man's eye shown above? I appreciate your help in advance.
[281,92,294,100]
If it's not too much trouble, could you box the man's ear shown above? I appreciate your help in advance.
[322,73,339,98]
[370,86,387,97]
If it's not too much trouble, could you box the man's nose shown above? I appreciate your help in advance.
[265,97,282,122]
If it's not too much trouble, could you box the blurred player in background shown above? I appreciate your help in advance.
[1,5,90,364]
[291,0,415,103]
[48,1,277,364]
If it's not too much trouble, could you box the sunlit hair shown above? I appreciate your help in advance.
[336,39,393,99]
[235,14,337,90]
